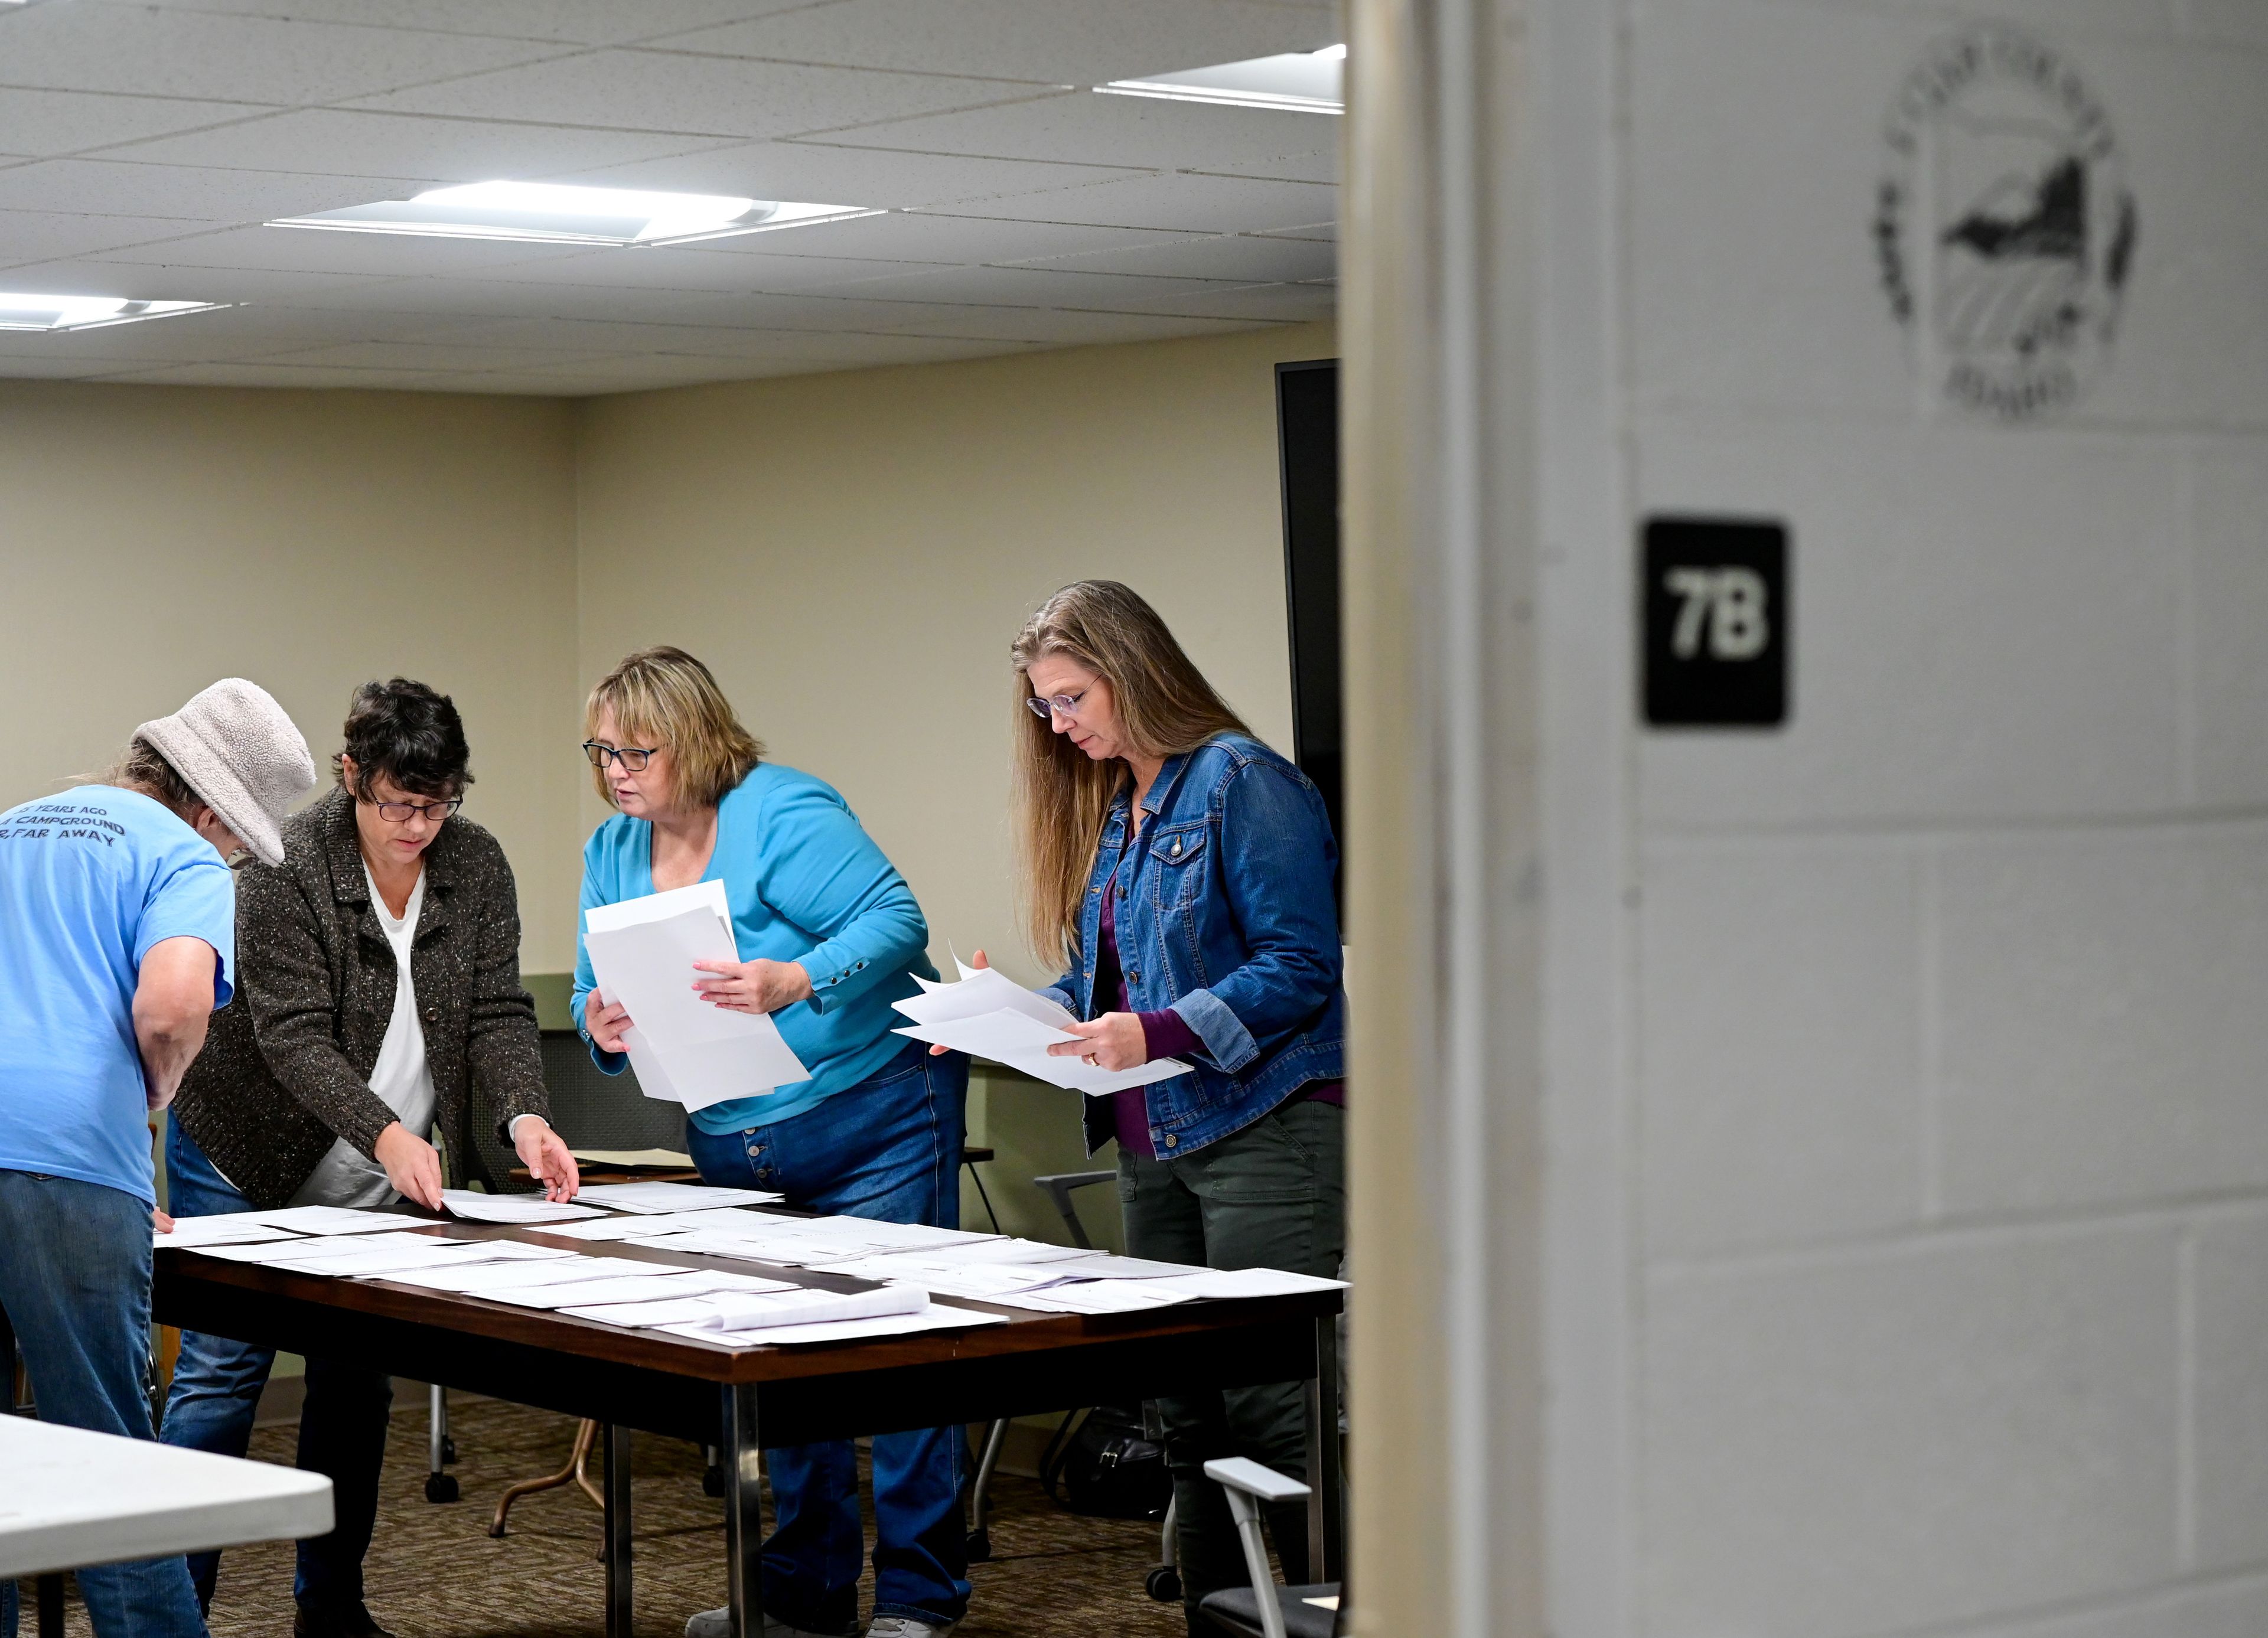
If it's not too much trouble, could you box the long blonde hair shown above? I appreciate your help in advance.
[585,647,762,811]
[1010,581,1251,965]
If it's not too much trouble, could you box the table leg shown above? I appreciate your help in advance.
[603,1422,633,1638]
[722,1384,763,1638]
[1304,1313,1344,1582]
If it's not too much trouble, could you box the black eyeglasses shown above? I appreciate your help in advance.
[366,796,462,823]
[1025,688,1090,722]
[583,741,659,772]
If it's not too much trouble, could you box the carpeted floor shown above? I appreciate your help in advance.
[52,1396,1190,1638]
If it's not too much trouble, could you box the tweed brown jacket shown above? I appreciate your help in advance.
[170,785,552,1209]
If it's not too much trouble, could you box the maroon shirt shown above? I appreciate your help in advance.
[1098,860,1340,1160]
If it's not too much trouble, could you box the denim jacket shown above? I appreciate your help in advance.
[1045,733,1346,1157]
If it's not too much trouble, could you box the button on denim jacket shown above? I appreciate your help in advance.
[1043,733,1347,1156]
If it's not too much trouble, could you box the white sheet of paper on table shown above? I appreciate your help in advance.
[535,1208,752,1241]
[891,957,1189,1095]
[691,1283,928,1331]
[571,1182,781,1213]
[478,1272,726,1309]
[1037,1252,1206,1280]
[231,1206,419,1237]
[152,1218,305,1250]
[437,1189,602,1225]
[583,882,810,1111]
[1145,1267,1348,1300]
[378,1254,656,1293]
[657,1306,1009,1348]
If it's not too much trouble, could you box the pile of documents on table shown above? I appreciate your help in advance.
[155,1186,1343,1347]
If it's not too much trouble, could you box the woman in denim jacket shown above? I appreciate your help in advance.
[999,579,1345,1627]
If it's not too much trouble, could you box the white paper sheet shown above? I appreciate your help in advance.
[819,1256,1074,1300]
[583,882,810,1111]
[689,1283,928,1331]
[438,1189,602,1225]
[1040,1252,1207,1280]
[989,1281,1192,1314]
[259,1241,505,1277]
[377,1254,659,1293]
[657,1307,1010,1348]
[1145,1267,1349,1300]
[480,1273,718,1309]
[571,1182,781,1213]
[232,1205,422,1236]
[890,956,1189,1094]
[534,1208,756,1242]
[154,1218,305,1250]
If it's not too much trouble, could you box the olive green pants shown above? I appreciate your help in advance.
[1117,1098,1346,1616]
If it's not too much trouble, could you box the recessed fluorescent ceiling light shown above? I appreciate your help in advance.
[268,181,881,247]
[1098,43,1344,113]
[0,293,227,331]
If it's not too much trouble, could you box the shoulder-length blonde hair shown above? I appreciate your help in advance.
[585,647,762,811]
[1010,581,1250,965]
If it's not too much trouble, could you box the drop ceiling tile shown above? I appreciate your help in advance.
[653,0,1337,86]
[115,1,818,48]
[88,360,490,390]
[1254,220,1335,242]
[814,262,1245,309]
[0,210,212,269]
[451,245,957,294]
[0,353,145,380]
[349,51,1057,142]
[822,90,1337,174]
[1188,149,1338,184]
[1022,230,1334,283]
[688,210,1204,266]
[257,340,635,371]
[554,138,1149,210]
[0,89,275,158]
[97,109,745,184]
[849,303,1279,346]
[917,168,1337,233]
[0,5,569,103]
[1110,278,1337,323]
[465,352,872,390]
[96,225,602,278]
[0,161,432,225]
[0,302,496,368]
[0,257,414,305]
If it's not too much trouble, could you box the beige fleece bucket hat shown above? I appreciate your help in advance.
[136,679,315,866]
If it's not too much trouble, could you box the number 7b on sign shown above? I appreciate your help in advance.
[1642,517,1788,727]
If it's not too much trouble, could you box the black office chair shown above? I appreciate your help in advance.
[1192,1458,1344,1638]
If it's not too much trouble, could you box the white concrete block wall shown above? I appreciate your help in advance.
[1547,0,2268,1632]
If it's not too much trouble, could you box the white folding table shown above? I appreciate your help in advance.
[1,1415,333,1633]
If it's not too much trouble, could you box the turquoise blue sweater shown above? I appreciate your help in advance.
[571,762,936,1133]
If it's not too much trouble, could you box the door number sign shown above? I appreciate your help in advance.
[1643,517,1788,727]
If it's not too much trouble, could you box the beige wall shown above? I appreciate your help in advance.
[0,382,585,967]
[571,320,1334,993]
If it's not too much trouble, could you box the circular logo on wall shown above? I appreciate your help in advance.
[1872,25,2137,420]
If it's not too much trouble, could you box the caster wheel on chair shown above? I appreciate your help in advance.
[424,1473,460,1504]
[702,1463,726,1497]
[966,1526,992,1563]
[1145,1567,1182,1603]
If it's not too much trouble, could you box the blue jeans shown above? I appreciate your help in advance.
[0,1168,206,1638]
[155,1124,393,1617]
[684,1043,971,1634]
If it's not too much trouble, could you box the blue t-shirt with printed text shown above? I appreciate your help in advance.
[0,786,235,1205]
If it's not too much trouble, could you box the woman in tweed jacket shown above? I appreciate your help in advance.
[158,679,578,1638]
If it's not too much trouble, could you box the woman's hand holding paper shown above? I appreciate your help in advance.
[1048,1013,1150,1072]
[585,989,636,1053]
[692,956,814,1015]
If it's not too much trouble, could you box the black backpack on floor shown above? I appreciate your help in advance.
[1038,1404,1171,1519]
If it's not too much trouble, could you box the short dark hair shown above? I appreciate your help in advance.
[334,679,472,801]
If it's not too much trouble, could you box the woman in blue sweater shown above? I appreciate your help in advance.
[571,647,966,1638]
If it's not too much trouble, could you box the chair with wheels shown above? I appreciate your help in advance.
[1192,1458,1343,1638]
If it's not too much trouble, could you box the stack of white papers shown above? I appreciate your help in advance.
[438,1189,602,1225]
[569,1182,781,1214]
[889,957,1191,1095]
[536,1208,758,1242]
[639,1213,1004,1268]
[658,1307,1009,1348]
[200,1232,570,1278]
[154,1218,304,1250]
[481,1268,787,1310]
[582,882,810,1111]
[380,1254,662,1293]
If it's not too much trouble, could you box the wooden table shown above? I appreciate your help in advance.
[152,1216,1342,1638]
[0,1414,333,1635]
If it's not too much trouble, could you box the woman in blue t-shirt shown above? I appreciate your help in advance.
[571,647,967,1638]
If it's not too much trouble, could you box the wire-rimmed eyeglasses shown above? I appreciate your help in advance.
[582,741,659,772]
[1025,688,1090,722]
